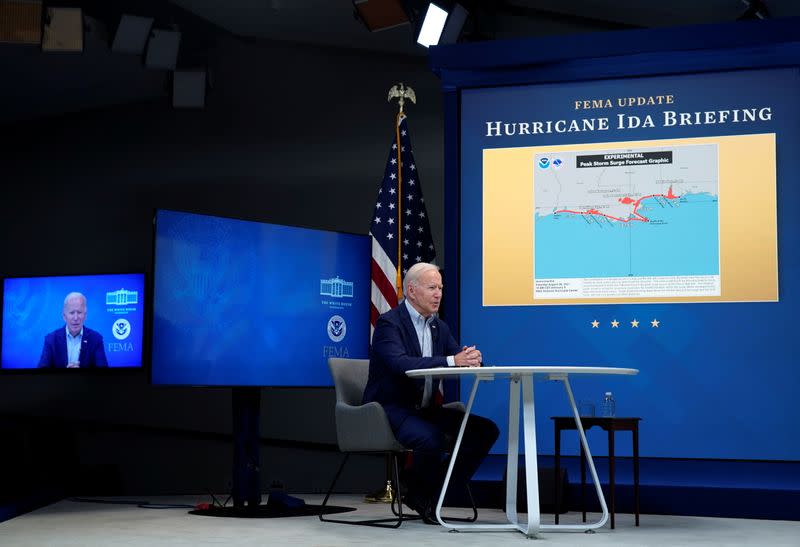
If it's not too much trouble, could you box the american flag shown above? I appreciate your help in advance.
[370,113,436,335]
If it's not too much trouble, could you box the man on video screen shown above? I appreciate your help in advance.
[38,292,108,368]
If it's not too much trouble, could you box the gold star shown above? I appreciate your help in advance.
[631,319,639,328]
[591,320,599,328]
[611,319,619,328]
[651,319,660,328]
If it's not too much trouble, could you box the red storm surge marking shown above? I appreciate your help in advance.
[555,185,680,223]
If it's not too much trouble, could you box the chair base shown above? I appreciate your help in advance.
[319,452,417,528]
[319,452,479,528]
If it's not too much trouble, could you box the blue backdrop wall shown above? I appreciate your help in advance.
[431,18,800,464]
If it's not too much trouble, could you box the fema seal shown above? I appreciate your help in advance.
[327,315,347,343]
[112,318,131,340]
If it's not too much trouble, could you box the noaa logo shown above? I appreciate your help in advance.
[538,157,550,169]
[327,315,347,343]
[552,158,564,170]
[112,318,131,340]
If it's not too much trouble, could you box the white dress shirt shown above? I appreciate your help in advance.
[404,300,454,407]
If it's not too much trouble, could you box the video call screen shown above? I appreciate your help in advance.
[150,209,370,387]
[1,273,146,369]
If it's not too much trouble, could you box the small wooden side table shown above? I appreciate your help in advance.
[552,416,641,529]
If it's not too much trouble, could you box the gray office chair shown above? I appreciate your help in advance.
[318,357,477,528]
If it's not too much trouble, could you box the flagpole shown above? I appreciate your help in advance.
[364,83,420,505]
[387,82,417,300]
[395,110,403,299]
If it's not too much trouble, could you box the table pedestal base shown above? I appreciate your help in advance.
[435,372,610,537]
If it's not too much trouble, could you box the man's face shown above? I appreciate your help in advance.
[408,269,443,318]
[63,297,87,336]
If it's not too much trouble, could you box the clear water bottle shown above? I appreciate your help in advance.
[601,391,616,417]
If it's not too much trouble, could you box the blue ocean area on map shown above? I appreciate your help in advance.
[535,192,719,278]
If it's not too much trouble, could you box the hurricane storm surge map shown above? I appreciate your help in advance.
[533,144,720,300]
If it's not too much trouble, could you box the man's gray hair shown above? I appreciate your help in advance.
[403,262,440,295]
[63,292,87,309]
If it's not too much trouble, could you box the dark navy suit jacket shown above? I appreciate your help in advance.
[363,302,460,428]
[38,326,108,368]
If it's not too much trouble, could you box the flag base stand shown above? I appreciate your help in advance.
[364,480,394,503]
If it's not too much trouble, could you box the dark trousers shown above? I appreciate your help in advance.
[393,406,499,502]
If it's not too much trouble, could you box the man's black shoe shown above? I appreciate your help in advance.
[402,491,425,514]
[402,471,440,525]
[420,502,439,525]
[403,493,439,525]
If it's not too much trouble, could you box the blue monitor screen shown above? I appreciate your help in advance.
[150,209,371,386]
[2,273,146,369]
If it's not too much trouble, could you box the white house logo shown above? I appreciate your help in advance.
[106,288,139,306]
[112,318,131,340]
[327,315,347,343]
[320,277,354,298]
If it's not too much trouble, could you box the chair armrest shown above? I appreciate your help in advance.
[335,401,405,453]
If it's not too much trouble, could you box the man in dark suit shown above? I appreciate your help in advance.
[364,262,498,523]
[38,292,108,368]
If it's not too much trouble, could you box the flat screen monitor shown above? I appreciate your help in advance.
[1,273,146,369]
[150,209,370,386]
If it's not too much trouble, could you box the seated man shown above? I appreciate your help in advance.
[38,292,108,368]
[363,262,499,522]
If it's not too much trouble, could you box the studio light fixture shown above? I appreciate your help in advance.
[738,0,769,20]
[172,69,206,109]
[145,28,181,70]
[353,0,410,32]
[439,3,467,44]
[416,2,468,48]
[111,14,154,55]
[0,0,42,44]
[416,2,447,47]
[41,7,83,53]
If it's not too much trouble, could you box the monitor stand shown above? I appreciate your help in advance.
[189,387,351,518]
[232,387,262,510]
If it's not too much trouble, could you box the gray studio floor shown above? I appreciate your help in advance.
[1,494,798,546]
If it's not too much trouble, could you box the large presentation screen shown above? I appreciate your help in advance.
[150,209,370,387]
[2,273,146,369]
[460,67,799,460]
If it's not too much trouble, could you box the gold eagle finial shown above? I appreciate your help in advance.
[387,82,416,113]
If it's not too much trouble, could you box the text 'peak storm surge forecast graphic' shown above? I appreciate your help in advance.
[533,144,720,300]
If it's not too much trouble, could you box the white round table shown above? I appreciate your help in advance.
[406,365,638,537]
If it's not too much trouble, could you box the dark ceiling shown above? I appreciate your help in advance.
[1,0,797,123]
[171,0,797,56]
